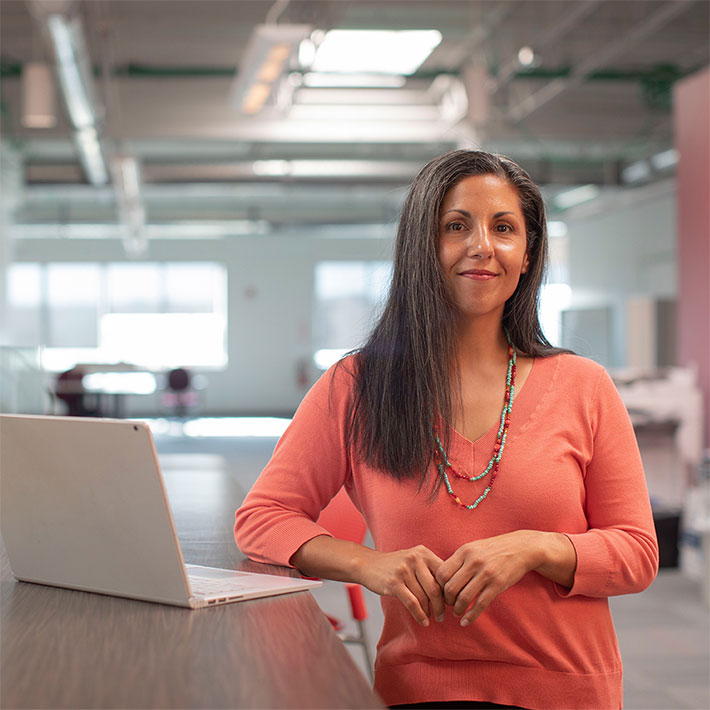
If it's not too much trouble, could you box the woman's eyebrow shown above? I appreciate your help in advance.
[440,209,517,218]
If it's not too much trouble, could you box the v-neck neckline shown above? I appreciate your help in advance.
[446,354,559,466]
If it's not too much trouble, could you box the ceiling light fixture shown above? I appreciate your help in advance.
[74,126,109,185]
[302,72,406,88]
[110,154,147,255]
[547,221,569,238]
[517,46,536,67]
[553,184,600,210]
[40,9,109,185]
[231,24,312,115]
[311,29,442,75]
[621,160,651,184]
[252,159,292,176]
[650,148,679,171]
[46,14,97,128]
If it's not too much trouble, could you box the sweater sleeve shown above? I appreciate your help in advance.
[557,366,659,598]
[234,361,355,567]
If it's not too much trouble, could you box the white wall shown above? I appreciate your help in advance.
[13,230,394,415]
[0,144,22,345]
[10,179,679,414]
[564,180,676,367]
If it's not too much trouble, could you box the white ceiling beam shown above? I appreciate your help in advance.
[287,105,442,122]
[293,88,433,106]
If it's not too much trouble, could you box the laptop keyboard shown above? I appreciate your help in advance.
[189,577,249,595]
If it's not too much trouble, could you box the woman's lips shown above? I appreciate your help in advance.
[459,269,497,280]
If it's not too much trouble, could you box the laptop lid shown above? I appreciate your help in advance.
[0,415,193,606]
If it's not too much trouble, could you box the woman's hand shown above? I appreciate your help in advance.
[435,530,576,627]
[355,545,446,627]
[290,536,446,627]
[435,530,544,626]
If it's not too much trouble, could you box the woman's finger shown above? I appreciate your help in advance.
[452,573,486,617]
[459,586,497,627]
[439,559,471,607]
[394,581,431,626]
[415,563,446,621]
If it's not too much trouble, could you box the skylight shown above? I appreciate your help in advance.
[310,30,442,75]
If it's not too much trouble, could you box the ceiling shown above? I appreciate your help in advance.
[1,0,708,237]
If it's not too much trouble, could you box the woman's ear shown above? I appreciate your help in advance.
[521,252,530,274]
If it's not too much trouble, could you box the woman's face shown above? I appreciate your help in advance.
[437,173,530,321]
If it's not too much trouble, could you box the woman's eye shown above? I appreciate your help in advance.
[448,222,464,231]
[495,224,513,233]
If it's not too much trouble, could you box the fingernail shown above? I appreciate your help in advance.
[436,613,445,622]
[421,618,429,627]
[460,618,470,627]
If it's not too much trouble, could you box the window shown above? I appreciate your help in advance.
[47,264,101,347]
[7,263,42,346]
[7,262,228,371]
[313,260,392,370]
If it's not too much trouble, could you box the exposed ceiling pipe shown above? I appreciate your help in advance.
[448,2,522,69]
[93,0,148,256]
[264,0,290,25]
[489,0,602,94]
[26,0,109,185]
[508,0,696,123]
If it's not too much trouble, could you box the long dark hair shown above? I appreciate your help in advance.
[339,150,563,483]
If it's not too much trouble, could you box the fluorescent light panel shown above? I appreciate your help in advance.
[650,149,678,171]
[554,184,600,210]
[252,159,422,178]
[46,14,96,128]
[302,72,406,88]
[621,160,651,184]
[311,30,442,75]
[45,12,109,186]
[74,127,108,185]
[231,24,311,115]
[547,221,568,238]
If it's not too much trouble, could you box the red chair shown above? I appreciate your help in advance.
[316,487,374,681]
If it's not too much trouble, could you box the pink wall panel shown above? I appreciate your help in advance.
[674,68,710,448]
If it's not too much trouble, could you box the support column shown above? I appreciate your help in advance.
[674,68,710,449]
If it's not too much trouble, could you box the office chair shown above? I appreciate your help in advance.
[316,488,374,682]
[163,367,199,418]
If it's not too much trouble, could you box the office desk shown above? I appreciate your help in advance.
[0,459,383,709]
[55,370,157,418]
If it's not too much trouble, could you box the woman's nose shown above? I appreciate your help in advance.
[467,226,494,257]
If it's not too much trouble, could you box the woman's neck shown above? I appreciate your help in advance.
[453,314,509,372]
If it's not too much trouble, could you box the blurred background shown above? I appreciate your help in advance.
[0,1,708,706]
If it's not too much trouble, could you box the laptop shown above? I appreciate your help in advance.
[0,414,320,608]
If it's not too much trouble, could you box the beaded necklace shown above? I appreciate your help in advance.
[434,330,517,510]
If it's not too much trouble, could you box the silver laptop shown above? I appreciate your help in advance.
[0,414,320,608]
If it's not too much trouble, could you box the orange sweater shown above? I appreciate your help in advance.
[235,354,659,709]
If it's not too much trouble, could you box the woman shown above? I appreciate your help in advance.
[235,150,658,710]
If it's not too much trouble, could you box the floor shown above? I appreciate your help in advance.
[153,420,710,710]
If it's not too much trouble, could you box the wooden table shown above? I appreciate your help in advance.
[0,459,383,709]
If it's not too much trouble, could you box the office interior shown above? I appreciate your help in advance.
[0,1,708,708]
